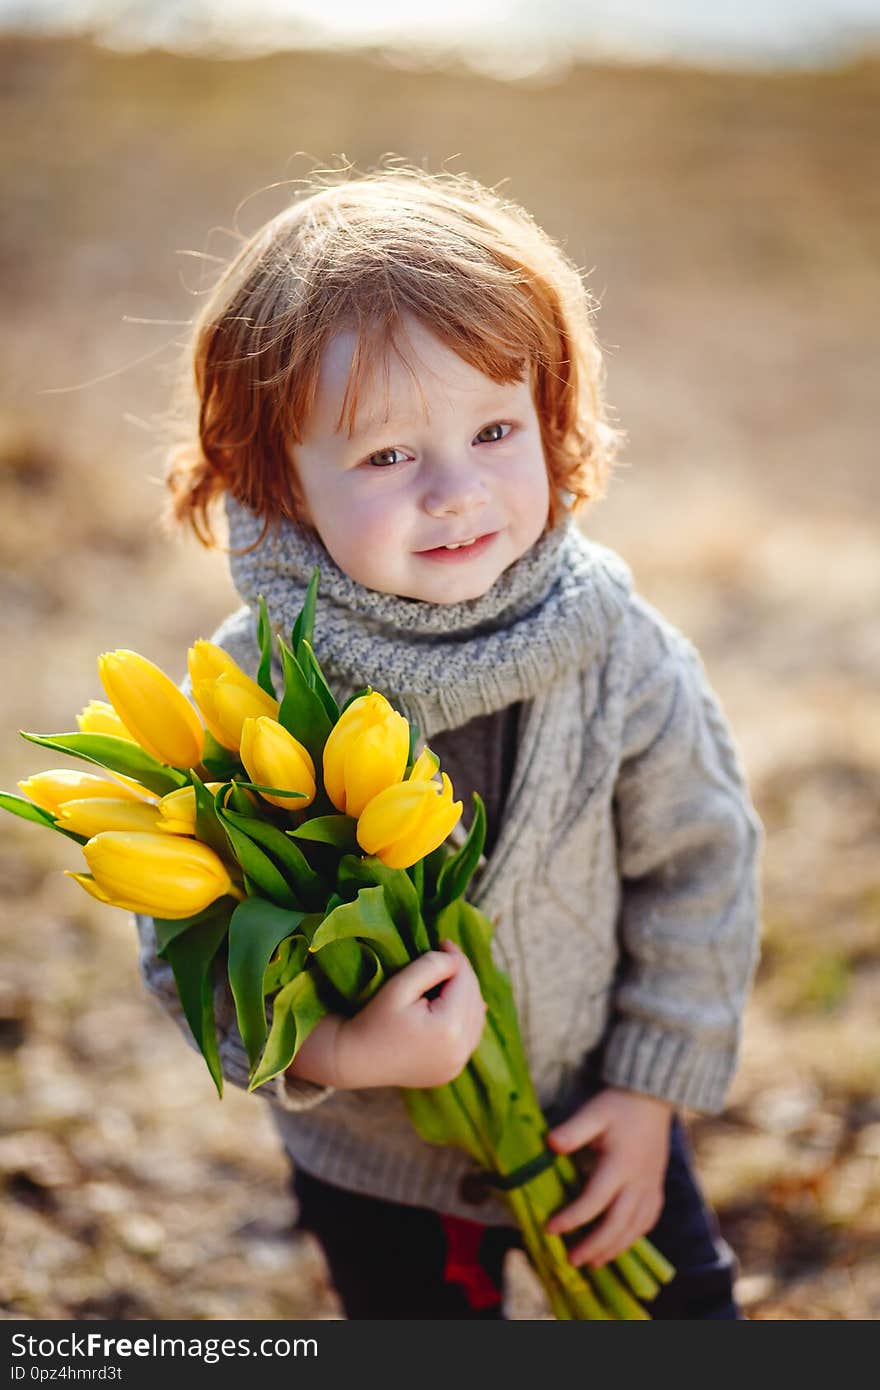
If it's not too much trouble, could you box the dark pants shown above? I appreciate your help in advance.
[291,1117,741,1319]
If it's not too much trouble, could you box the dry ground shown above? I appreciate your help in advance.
[0,36,878,1320]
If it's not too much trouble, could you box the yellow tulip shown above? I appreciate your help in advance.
[75,700,159,800]
[240,717,316,811]
[17,769,153,815]
[322,692,411,818]
[192,674,280,752]
[188,640,252,688]
[76,699,135,741]
[408,746,441,781]
[56,798,167,837]
[357,771,463,870]
[188,641,279,750]
[98,650,205,769]
[66,831,238,919]
[157,782,226,835]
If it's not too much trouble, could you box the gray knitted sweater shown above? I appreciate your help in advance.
[135,502,763,1226]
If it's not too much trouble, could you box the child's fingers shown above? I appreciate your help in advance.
[438,938,462,955]
[391,950,459,1006]
[566,1189,640,1268]
[546,1096,609,1155]
[545,1155,621,1235]
[428,954,485,1018]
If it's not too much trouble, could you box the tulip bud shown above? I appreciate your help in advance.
[67,831,238,919]
[408,746,441,781]
[98,650,205,769]
[56,798,167,837]
[322,692,410,818]
[76,699,135,741]
[18,769,154,815]
[188,641,279,751]
[240,717,316,811]
[357,771,462,870]
[157,782,226,835]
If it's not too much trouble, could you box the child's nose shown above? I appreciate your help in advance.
[421,454,489,518]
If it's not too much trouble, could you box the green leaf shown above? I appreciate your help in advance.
[291,566,319,658]
[432,793,487,910]
[191,770,232,860]
[421,844,451,927]
[19,731,187,797]
[263,931,313,995]
[407,719,421,768]
[353,944,385,1005]
[248,971,329,1091]
[310,886,411,974]
[308,937,375,1011]
[227,898,308,1068]
[299,638,339,724]
[277,637,333,769]
[288,814,358,850]
[217,816,300,909]
[219,806,326,908]
[228,780,308,802]
[0,791,59,830]
[200,730,241,780]
[154,898,234,957]
[401,1080,486,1157]
[256,595,278,700]
[407,857,425,904]
[225,782,255,816]
[338,854,431,956]
[162,908,231,1097]
[0,791,88,845]
[442,898,512,1023]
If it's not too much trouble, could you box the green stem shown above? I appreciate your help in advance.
[631,1236,676,1285]
[613,1249,660,1303]
[589,1265,651,1320]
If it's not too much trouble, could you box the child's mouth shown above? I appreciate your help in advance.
[416,533,497,563]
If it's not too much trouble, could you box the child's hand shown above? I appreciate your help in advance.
[335,940,487,1090]
[544,1087,674,1268]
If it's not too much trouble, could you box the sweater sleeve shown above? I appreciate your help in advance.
[601,595,764,1114]
[132,605,335,1115]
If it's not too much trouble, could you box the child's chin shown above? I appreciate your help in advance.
[415,569,501,605]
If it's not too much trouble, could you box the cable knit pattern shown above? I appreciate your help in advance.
[134,502,763,1226]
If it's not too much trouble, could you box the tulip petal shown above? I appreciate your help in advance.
[64,870,115,905]
[83,830,234,919]
[378,794,463,870]
[98,650,205,768]
[322,695,372,810]
[408,746,440,782]
[356,782,431,856]
[18,768,150,814]
[343,717,410,818]
[76,700,135,742]
[240,717,316,812]
[56,797,166,837]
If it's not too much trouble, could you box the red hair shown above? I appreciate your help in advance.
[163,164,622,550]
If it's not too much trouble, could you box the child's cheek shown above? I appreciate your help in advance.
[336,490,410,587]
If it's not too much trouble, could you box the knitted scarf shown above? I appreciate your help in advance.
[225,496,632,739]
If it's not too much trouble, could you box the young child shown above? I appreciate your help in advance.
[136,165,763,1320]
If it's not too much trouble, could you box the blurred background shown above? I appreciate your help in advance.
[1,0,878,1321]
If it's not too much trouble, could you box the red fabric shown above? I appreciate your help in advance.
[439,1214,503,1310]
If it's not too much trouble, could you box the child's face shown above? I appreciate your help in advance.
[291,315,551,603]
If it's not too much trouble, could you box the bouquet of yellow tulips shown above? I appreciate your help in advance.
[3,572,674,1320]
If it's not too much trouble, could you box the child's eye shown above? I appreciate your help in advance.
[474,423,512,444]
[365,447,410,468]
